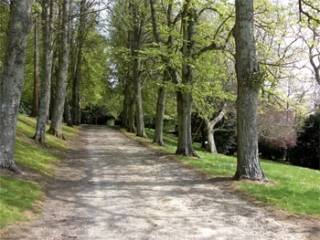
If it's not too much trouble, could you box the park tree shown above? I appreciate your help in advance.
[233,0,265,180]
[49,0,71,137]
[0,0,34,171]
[34,0,55,143]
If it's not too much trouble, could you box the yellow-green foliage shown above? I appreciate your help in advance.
[0,115,78,229]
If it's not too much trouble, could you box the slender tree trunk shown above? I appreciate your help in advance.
[207,127,217,153]
[176,2,196,156]
[129,2,145,137]
[132,51,145,136]
[72,0,86,125]
[127,85,136,133]
[149,0,176,145]
[0,0,33,171]
[121,77,130,128]
[234,0,265,181]
[34,0,54,144]
[49,0,70,138]
[205,106,226,153]
[153,86,166,145]
[64,99,73,126]
[31,15,40,117]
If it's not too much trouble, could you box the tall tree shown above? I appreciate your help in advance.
[233,0,265,180]
[71,0,87,125]
[176,0,197,156]
[34,0,55,143]
[49,0,71,137]
[0,0,33,171]
[129,0,146,137]
[149,0,177,145]
[31,13,40,117]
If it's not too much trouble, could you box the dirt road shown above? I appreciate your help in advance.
[3,126,319,240]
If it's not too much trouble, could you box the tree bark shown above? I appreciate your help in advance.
[49,0,70,138]
[31,15,40,117]
[149,0,177,145]
[153,86,166,145]
[0,0,33,171]
[129,2,145,137]
[72,0,87,125]
[176,1,196,156]
[234,0,265,181]
[205,107,226,153]
[34,0,54,144]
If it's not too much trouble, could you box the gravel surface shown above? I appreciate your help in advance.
[2,126,319,240]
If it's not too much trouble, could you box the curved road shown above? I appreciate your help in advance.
[4,126,319,240]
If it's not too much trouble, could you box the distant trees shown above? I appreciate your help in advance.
[0,0,33,171]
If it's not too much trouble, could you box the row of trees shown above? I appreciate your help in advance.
[0,0,104,171]
[109,0,282,181]
[0,0,319,176]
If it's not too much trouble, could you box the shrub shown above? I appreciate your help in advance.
[289,111,320,169]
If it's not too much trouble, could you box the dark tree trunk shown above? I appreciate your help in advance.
[121,76,130,128]
[153,86,166,145]
[234,0,265,181]
[64,99,73,127]
[49,0,70,138]
[149,0,177,145]
[72,0,87,125]
[127,86,136,133]
[130,2,145,137]
[176,2,196,156]
[34,0,54,144]
[31,15,40,117]
[0,0,33,171]
[132,52,145,137]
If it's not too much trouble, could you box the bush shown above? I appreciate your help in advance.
[289,112,320,169]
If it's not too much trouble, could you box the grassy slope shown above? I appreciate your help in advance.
[0,115,78,229]
[126,128,320,218]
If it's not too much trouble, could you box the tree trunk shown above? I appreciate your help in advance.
[64,99,73,127]
[133,56,145,137]
[234,0,265,181]
[176,2,196,156]
[49,0,70,138]
[205,106,226,153]
[0,0,33,171]
[207,128,217,153]
[72,0,87,125]
[31,15,40,117]
[121,77,130,128]
[129,2,145,137]
[176,91,195,156]
[34,0,54,144]
[127,86,136,133]
[153,86,166,145]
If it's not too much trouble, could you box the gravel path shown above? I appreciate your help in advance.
[3,126,319,240]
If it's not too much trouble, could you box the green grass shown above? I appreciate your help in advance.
[0,115,79,229]
[0,177,42,229]
[135,128,320,217]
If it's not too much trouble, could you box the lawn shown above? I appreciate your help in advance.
[125,128,320,218]
[0,115,78,229]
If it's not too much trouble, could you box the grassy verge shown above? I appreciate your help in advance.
[0,115,79,229]
[124,128,320,218]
